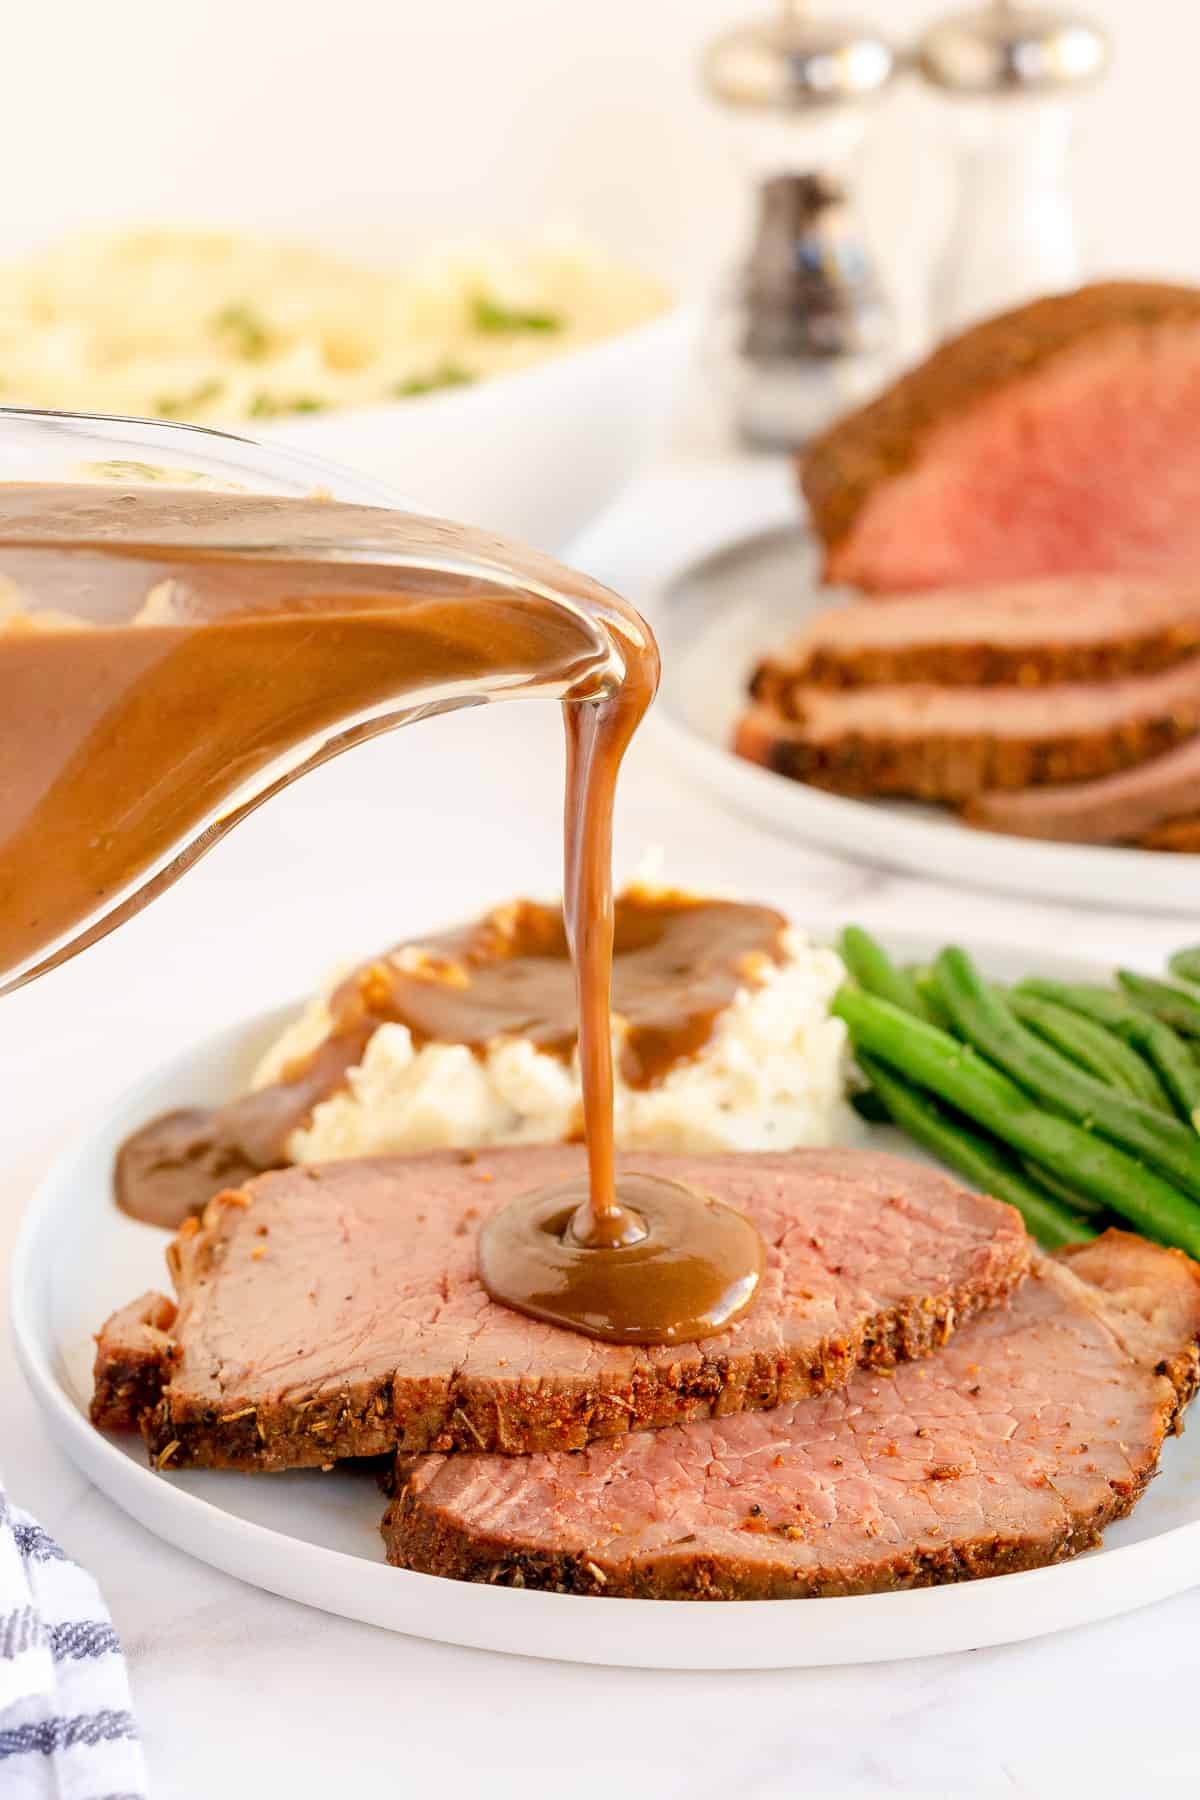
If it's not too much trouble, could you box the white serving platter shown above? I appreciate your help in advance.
[14,934,1200,1669]
[649,514,1200,916]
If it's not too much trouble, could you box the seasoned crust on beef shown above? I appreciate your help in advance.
[94,1147,1028,1471]
[1136,816,1200,852]
[749,578,1200,701]
[1059,1232,1200,1411]
[384,1485,1120,1599]
[735,655,1200,803]
[962,734,1200,845]
[800,282,1200,560]
[382,1232,1200,1599]
[90,1291,177,1432]
[753,630,1199,699]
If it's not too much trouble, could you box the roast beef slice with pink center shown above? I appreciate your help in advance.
[91,1145,1028,1467]
[384,1231,1200,1599]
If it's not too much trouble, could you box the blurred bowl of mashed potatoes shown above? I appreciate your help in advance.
[0,228,691,548]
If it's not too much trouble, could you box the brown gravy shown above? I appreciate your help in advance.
[113,1032,372,1229]
[336,890,788,1086]
[477,1171,765,1345]
[115,889,789,1230]
[7,481,766,1345]
[0,485,615,985]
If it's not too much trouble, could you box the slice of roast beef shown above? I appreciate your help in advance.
[750,576,1200,702]
[383,1231,1200,1599]
[801,281,1200,593]
[1137,817,1200,852]
[89,1146,1028,1468]
[90,1291,178,1432]
[964,732,1200,843]
[735,656,1200,802]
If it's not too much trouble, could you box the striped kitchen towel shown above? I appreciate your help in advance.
[0,1485,146,1798]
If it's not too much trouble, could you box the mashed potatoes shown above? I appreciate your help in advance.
[252,917,852,1161]
[0,229,670,424]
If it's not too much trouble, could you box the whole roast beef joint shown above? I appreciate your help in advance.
[737,428,1200,835]
[801,281,1200,594]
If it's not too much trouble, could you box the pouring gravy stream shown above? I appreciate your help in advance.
[3,483,764,1345]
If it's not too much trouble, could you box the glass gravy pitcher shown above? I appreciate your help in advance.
[4,408,768,1351]
[0,407,656,996]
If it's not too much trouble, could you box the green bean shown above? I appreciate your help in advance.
[909,964,955,1032]
[934,949,1200,1196]
[1017,978,1199,1128]
[832,984,1200,1256]
[1168,945,1200,988]
[1017,1156,1106,1218]
[859,1053,1093,1248]
[838,926,931,1020]
[1118,970,1200,1039]
[1007,990,1165,1107]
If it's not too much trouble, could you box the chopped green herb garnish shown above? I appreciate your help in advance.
[211,303,272,359]
[470,293,563,334]
[153,379,224,419]
[390,361,475,398]
[246,392,327,418]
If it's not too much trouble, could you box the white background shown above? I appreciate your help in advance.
[3,0,1192,301]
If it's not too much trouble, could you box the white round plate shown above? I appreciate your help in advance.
[14,934,1200,1669]
[650,516,1200,915]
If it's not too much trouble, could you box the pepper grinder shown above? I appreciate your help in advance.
[701,2,897,449]
[918,1,1109,337]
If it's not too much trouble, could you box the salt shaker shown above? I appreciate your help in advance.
[918,1,1109,337]
[701,2,897,448]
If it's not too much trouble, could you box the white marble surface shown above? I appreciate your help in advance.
[5,460,1200,1798]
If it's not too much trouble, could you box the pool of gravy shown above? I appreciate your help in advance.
[7,481,767,1344]
[117,890,788,1325]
